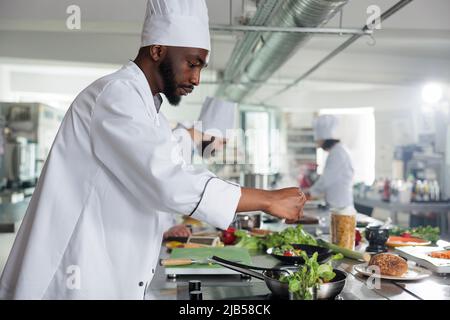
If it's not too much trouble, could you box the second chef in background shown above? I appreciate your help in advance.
[308,115,355,209]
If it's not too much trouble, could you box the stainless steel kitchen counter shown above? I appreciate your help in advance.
[146,208,450,300]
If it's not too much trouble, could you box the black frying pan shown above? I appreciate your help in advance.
[266,244,332,265]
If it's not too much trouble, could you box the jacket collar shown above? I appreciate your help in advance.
[125,60,163,113]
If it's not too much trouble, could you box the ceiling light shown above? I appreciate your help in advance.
[422,83,443,104]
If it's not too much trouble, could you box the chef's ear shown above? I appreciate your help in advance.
[149,45,167,62]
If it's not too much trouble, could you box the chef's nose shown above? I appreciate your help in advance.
[190,69,201,86]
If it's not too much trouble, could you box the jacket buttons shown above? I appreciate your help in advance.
[139,281,144,287]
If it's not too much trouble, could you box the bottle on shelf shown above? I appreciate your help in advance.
[411,179,416,202]
[414,180,423,202]
[382,178,391,202]
[422,180,430,202]
[433,180,440,202]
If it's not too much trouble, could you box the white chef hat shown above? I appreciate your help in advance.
[313,115,339,141]
[141,0,211,52]
[197,96,237,139]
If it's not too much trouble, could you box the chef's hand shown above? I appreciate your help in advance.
[265,188,306,222]
[237,187,306,222]
[163,224,192,239]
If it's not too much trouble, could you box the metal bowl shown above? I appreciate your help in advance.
[270,268,347,300]
[316,269,347,300]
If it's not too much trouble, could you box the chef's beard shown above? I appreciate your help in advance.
[159,57,182,106]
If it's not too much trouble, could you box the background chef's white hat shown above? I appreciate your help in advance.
[197,96,237,139]
[313,114,339,141]
[141,0,211,52]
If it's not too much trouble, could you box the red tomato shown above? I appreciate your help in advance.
[355,229,362,246]
[222,228,237,245]
[283,250,293,257]
[401,232,412,238]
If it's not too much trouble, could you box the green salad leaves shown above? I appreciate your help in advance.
[265,225,317,248]
[234,225,317,250]
[233,230,263,250]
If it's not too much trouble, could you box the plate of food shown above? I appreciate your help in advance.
[428,249,450,260]
[394,246,450,273]
[388,226,440,244]
[266,244,332,265]
[353,253,432,280]
[386,236,431,247]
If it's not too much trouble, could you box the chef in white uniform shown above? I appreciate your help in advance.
[174,96,237,168]
[163,96,237,238]
[0,0,306,300]
[308,115,354,209]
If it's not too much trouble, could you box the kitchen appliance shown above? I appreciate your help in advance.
[3,137,36,188]
[0,103,65,190]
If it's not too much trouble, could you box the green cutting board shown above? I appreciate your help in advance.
[165,247,252,274]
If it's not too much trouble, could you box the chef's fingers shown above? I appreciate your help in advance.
[298,190,307,204]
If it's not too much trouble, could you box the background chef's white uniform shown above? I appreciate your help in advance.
[173,96,237,167]
[164,97,237,231]
[309,115,354,209]
[0,0,241,300]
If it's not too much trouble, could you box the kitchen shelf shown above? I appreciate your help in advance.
[286,126,317,165]
[287,142,316,148]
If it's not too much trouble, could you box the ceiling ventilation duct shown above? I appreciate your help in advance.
[215,0,350,102]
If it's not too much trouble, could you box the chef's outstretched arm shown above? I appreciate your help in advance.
[237,187,306,222]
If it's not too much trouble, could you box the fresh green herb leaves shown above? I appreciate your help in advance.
[279,252,343,300]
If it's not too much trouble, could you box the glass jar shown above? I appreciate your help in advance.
[330,206,357,250]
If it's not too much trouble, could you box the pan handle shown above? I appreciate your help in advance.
[210,255,292,272]
[210,256,265,281]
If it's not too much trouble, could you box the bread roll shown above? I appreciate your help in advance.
[368,253,408,276]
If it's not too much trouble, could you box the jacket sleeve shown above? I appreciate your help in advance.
[90,80,241,230]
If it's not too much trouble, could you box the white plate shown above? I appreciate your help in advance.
[395,246,450,274]
[353,263,432,281]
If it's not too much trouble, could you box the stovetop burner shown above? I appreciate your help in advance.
[177,281,284,300]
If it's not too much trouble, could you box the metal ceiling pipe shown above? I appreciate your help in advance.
[215,0,349,102]
[210,25,372,36]
[263,0,414,102]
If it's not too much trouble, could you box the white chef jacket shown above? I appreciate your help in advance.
[0,61,241,300]
[309,142,354,208]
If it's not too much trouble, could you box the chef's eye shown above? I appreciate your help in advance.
[188,62,196,68]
